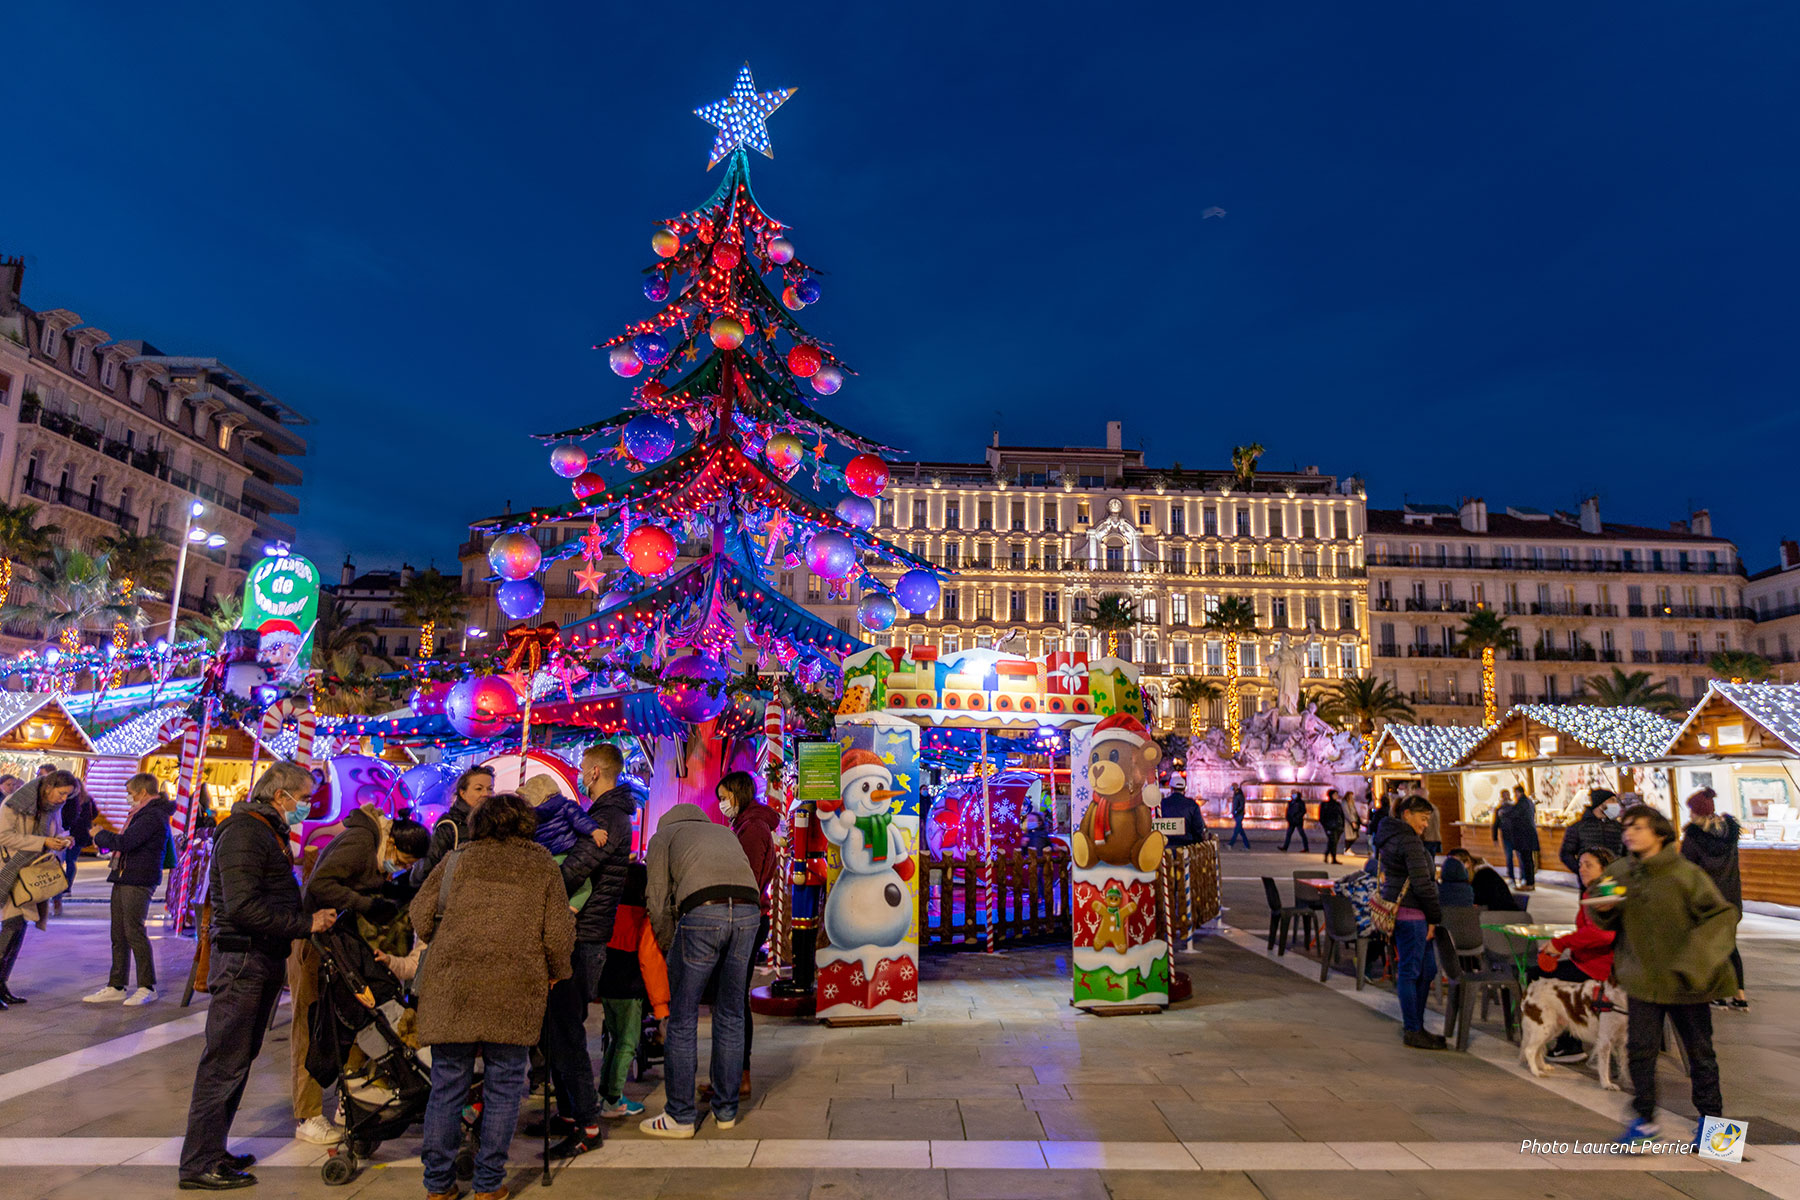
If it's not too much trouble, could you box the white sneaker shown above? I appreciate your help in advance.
[124,988,157,1007]
[639,1113,695,1139]
[295,1115,343,1145]
[83,986,127,1004]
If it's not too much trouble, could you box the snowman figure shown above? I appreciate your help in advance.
[819,749,916,950]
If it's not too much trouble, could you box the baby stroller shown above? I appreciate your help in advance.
[309,925,483,1185]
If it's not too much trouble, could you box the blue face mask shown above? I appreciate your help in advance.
[285,800,312,827]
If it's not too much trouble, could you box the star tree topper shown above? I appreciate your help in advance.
[695,63,794,169]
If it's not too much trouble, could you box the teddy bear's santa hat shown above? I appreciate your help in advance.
[1088,714,1163,809]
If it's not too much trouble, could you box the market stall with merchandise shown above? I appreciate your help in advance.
[1362,723,1488,850]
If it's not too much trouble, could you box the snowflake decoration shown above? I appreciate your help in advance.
[875,980,890,996]
[849,968,865,986]
[897,961,915,980]
[823,984,838,998]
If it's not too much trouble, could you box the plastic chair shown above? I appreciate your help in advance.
[1318,894,1372,990]
[1261,876,1313,955]
[1434,925,1522,1050]
[1293,871,1329,949]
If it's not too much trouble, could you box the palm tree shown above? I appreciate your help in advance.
[1580,667,1688,717]
[178,593,245,648]
[1169,676,1221,733]
[1083,592,1137,659]
[312,594,383,670]
[1456,607,1513,725]
[398,567,467,660]
[94,529,176,673]
[315,646,403,716]
[0,500,60,610]
[1,547,140,659]
[1709,649,1771,684]
[1204,596,1259,752]
[1230,443,1265,490]
[1312,674,1416,736]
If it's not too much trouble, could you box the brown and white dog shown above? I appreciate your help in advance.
[1519,977,1628,1089]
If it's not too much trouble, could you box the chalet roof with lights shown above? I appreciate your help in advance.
[0,693,100,755]
[1366,724,1489,775]
[1665,682,1800,759]
[1454,704,1678,769]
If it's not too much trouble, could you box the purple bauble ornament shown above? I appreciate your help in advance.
[658,654,731,723]
[810,364,844,396]
[858,592,898,632]
[644,275,670,302]
[495,577,546,620]
[608,345,643,378]
[549,442,589,479]
[445,676,521,740]
[621,414,678,464]
[894,568,941,614]
[632,331,671,366]
[768,236,795,264]
[805,530,857,580]
[487,532,542,581]
[795,278,821,304]
[835,495,875,529]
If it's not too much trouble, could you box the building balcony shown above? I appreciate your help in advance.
[1404,597,1470,613]
[1754,602,1800,623]
[1410,691,1480,708]
[1654,650,1711,664]
[1531,645,1598,662]
[1372,556,1741,577]
[1504,602,1619,618]
[1626,604,1755,621]
[21,477,139,534]
[1403,644,1467,659]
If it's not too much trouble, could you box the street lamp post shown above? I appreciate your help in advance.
[166,500,229,644]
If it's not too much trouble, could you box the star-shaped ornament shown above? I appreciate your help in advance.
[695,64,794,169]
[574,563,606,595]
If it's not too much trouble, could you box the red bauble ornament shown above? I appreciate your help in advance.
[714,240,742,268]
[844,453,890,498]
[621,525,678,577]
[641,380,667,402]
[572,472,605,500]
[787,344,822,378]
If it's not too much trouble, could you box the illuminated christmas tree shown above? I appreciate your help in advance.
[477,66,943,724]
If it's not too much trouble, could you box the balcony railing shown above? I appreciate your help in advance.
[1531,645,1598,662]
[1405,598,1470,613]
[1626,604,1756,621]
[19,396,250,517]
[21,477,140,533]
[1373,555,1741,577]
[1410,691,1480,707]
[1503,602,1620,618]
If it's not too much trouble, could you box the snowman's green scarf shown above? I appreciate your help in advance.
[854,810,896,861]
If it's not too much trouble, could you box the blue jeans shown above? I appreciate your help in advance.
[422,1042,530,1195]
[1394,918,1437,1034]
[1228,819,1251,848]
[665,901,760,1126]
[1500,836,1516,880]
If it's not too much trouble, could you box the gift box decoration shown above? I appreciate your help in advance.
[1086,657,1144,719]
[1045,651,1093,713]
[838,649,891,715]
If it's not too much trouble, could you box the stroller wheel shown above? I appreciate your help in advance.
[455,1149,475,1180]
[321,1155,356,1186]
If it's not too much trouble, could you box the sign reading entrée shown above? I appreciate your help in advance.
[795,740,842,803]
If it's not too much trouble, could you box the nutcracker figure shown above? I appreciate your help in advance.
[773,794,833,998]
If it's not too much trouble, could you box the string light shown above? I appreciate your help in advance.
[694,64,794,168]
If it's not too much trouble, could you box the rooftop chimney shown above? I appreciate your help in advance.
[1106,420,1122,451]
[340,556,355,587]
[1458,497,1488,533]
[991,429,1000,448]
[1781,540,1800,571]
[1689,509,1712,538]
[1578,496,1602,535]
[400,562,416,586]
[0,255,23,315]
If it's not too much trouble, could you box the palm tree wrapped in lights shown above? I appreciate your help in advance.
[1456,607,1512,725]
[399,567,467,661]
[1204,596,1258,752]
[1169,676,1222,733]
[0,501,60,611]
[1,548,141,690]
[1083,592,1137,659]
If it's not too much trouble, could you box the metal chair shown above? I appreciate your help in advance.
[1261,876,1314,955]
[1434,925,1522,1050]
[1318,894,1372,989]
[1293,871,1329,949]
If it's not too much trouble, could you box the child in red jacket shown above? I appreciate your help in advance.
[1531,846,1617,1060]
[594,861,670,1119]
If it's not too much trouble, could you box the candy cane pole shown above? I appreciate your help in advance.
[982,728,995,954]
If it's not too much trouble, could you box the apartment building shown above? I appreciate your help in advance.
[1367,498,1752,721]
[1745,540,1800,680]
[327,560,428,665]
[0,255,307,641]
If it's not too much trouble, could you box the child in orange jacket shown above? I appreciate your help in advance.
[594,861,670,1118]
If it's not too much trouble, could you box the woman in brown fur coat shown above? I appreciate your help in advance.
[411,793,575,1200]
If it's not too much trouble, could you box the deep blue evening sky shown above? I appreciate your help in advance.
[5,4,1797,571]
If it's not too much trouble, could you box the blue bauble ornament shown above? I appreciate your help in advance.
[795,278,821,304]
[495,577,546,620]
[621,414,678,464]
[858,592,898,632]
[445,676,522,740]
[895,568,941,615]
[632,331,671,366]
[835,495,876,529]
[549,442,588,479]
[658,654,731,723]
[644,276,670,302]
[805,530,857,580]
[487,532,542,581]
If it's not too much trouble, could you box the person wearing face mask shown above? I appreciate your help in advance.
[408,766,493,887]
[1559,789,1625,876]
[528,742,635,1160]
[178,762,337,1192]
[83,774,176,1006]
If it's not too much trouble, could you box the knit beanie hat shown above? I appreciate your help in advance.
[1686,789,1716,818]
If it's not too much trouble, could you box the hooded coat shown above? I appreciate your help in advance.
[1590,845,1737,1004]
[1437,854,1475,908]
[644,803,758,952]
[1559,808,1624,873]
[1680,814,1743,910]
[302,804,392,916]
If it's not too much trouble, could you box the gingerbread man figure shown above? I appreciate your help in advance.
[1089,883,1137,953]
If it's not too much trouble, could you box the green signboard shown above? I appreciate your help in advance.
[240,553,321,680]
[795,739,842,804]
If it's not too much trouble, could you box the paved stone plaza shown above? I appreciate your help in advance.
[0,853,1796,1199]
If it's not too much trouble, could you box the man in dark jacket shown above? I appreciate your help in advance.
[1375,797,1446,1050]
[1504,787,1540,890]
[1681,789,1747,1009]
[1317,788,1346,863]
[407,765,492,887]
[179,762,336,1191]
[85,774,175,1005]
[1559,789,1624,874]
[534,743,636,1159]
[1279,791,1310,852]
[721,770,779,1095]
[1159,774,1208,849]
[1227,783,1251,849]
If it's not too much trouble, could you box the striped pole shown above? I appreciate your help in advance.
[982,728,995,954]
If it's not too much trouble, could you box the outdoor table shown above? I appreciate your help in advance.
[1294,878,1336,894]
[1294,878,1335,955]
[1482,921,1575,982]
